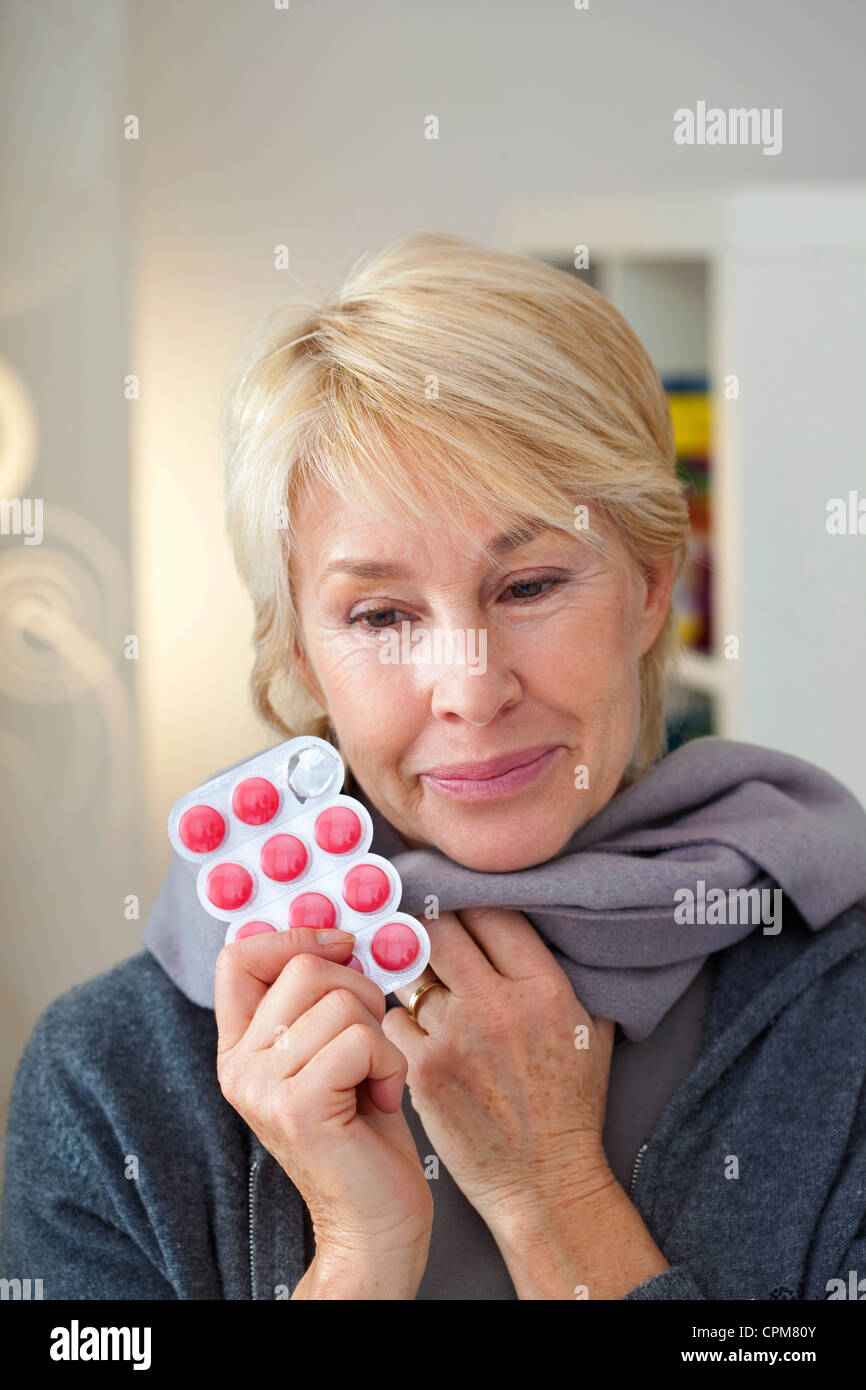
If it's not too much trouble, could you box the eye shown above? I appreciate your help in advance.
[346,575,566,631]
[348,606,413,631]
[500,575,565,603]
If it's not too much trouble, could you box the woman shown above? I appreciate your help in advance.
[3,233,866,1300]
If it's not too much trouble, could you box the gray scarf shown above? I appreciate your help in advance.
[143,736,866,1041]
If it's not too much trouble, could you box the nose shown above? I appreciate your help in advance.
[421,626,523,725]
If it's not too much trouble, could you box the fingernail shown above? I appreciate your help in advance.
[316,929,355,945]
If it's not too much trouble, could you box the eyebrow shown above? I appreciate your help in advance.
[318,521,554,583]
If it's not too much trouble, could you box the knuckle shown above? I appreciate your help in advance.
[326,986,364,1020]
[342,1019,375,1049]
[216,1050,240,1093]
[285,951,323,980]
[217,1057,249,1110]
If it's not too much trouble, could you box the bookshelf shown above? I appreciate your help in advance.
[500,186,866,803]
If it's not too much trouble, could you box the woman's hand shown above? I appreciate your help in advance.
[385,908,668,1298]
[214,928,432,1299]
[386,907,614,1224]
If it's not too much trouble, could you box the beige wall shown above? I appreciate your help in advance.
[0,1,138,1169]
[3,0,866,1172]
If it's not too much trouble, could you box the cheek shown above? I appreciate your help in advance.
[525,595,639,704]
[315,633,422,729]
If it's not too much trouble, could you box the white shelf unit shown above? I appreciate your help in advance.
[501,186,866,804]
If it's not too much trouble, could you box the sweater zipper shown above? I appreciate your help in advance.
[629,1142,649,1199]
[248,1157,259,1300]
[621,933,866,1202]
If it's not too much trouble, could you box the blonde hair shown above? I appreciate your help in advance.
[220,232,690,786]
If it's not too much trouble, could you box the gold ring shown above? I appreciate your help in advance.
[407,979,447,1023]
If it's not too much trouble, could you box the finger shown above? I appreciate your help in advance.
[353,1088,423,1160]
[415,909,497,996]
[383,997,442,1058]
[214,927,355,1053]
[355,1077,378,1117]
[270,986,384,1081]
[294,1019,409,1116]
[455,906,555,980]
[391,967,446,1021]
[245,952,386,1052]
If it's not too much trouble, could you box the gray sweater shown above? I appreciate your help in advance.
[2,898,865,1299]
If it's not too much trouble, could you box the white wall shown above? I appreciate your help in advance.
[731,249,866,788]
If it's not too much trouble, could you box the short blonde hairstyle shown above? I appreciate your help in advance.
[220,232,691,786]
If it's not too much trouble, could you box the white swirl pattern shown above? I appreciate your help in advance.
[0,358,134,848]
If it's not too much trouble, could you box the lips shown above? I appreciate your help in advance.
[423,743,564,781]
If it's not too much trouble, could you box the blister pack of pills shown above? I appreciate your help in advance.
[166,735,430,993]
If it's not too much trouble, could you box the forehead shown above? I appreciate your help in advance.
[291,481,580,582]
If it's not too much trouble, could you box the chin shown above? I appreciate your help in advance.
[440,825,571,873]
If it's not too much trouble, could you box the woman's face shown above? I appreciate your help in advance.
[291,482,674,872]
